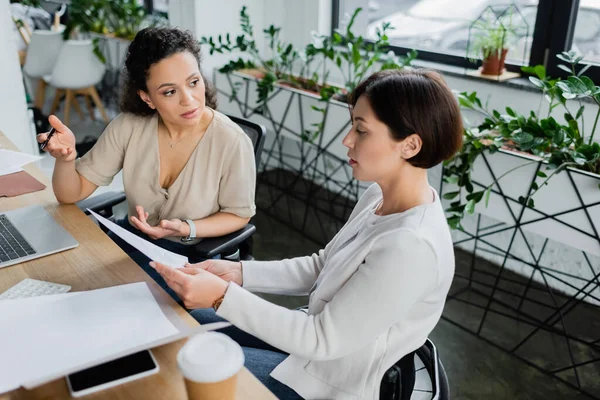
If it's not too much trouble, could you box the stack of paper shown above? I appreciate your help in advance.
[0,149,42,176]
[0,282,178,393]
[0,282,231,394]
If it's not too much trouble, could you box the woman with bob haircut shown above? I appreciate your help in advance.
[37,27,256,296]
[150,68,463,399]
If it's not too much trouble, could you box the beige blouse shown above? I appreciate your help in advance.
[76,110,256,239]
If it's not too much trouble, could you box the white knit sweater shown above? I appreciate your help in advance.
[217,183,455,399]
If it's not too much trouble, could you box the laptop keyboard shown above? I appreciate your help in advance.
[0,214,36,262]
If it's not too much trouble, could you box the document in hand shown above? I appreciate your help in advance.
[87,209,188,268]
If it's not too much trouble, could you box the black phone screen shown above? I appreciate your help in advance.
[67,350,157,392]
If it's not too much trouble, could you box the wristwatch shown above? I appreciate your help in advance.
[180,219,196,242]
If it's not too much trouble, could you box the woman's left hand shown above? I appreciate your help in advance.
[130,205,187,240]
[150,261,229,309]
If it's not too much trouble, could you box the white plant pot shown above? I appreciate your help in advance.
[449,148,600,256]
[87,33,130,71]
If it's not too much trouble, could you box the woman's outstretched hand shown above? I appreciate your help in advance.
[130,205,187,240]
[36,115,77,162]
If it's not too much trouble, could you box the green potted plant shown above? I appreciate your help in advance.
[469,9,518,76]
[203,7,416,106]
[441,51,600,247]
[311,7,416,102]
[63,0,166,64]
[64,0,165,41]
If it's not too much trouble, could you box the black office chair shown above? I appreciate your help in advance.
[76,115,266,261]
[380,339,450,400]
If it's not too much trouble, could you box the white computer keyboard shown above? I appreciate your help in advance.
[0,278,71,300]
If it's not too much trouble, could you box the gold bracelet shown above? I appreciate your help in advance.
[212,295,225,311]
[212,283,229,311]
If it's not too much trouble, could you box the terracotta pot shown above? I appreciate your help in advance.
[481,48,509,76]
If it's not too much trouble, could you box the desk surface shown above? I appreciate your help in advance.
[0,133,276,400]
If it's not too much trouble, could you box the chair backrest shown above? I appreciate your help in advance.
[50,40,106,89]
[12,16,32,46]
[23,29,64,78]
[226,115,266,169]
[380,339,448,400]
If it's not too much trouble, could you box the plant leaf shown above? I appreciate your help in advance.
[442,191,460,200]
[447,216,462,230]
[513,132,534,144]
[465,199,476,214]
[529,77,545,88]
[578,63,592,77]
[443,175,460,184]
[558,64,573,74]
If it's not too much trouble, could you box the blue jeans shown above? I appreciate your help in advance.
[190,308,303,400]
[107,218,211,302]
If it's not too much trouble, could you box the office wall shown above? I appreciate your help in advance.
[167,0,330,78]
[0,0,36,154]
[168,0,266,78]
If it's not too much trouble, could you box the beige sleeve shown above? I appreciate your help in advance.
[218,133,257,218]
[75,114,131,186]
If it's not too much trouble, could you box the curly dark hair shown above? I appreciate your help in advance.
[120,27,217,116]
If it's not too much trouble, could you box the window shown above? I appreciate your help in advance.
[150,0,169,14]
[570,0,600,65]
[333,0,600,81]
[143,0,169,15]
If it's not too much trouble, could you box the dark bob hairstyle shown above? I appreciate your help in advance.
[348,69,463,169]
[120,27,217,116]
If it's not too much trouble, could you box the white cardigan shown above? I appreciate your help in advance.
[216,183,455,399]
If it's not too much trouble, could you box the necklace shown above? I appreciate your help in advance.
[159,118,187,148]
[159,109,213,148]
[168,136,185,148]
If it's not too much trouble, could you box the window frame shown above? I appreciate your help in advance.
[331,0,600,82]
[143,0,168,16]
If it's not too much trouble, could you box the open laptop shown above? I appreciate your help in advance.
[0,205,78,269]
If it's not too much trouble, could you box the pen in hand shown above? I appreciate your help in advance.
[39,127,56,150]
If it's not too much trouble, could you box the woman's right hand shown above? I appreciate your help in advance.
[188,259,243,286]
[36,115,77,162]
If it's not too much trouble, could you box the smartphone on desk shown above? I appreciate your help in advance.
[66,350,159,397]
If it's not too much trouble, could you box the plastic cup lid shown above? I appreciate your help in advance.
[177,332,245,383]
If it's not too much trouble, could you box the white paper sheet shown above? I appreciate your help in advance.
[0,282,180,394]
[87,209,188,268]
[20,321,231,390]
[0,149,42,176]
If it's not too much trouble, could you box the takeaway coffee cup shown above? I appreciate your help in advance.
[177,332,245,400]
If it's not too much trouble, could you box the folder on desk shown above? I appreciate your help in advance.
[0,170,46,197]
